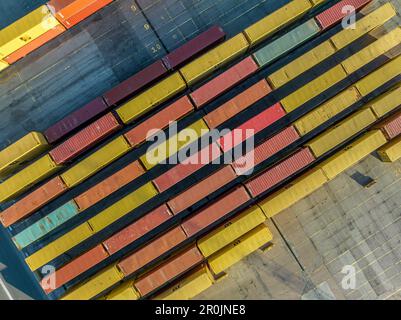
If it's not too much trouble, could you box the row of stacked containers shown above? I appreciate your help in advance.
[1,0,401,299]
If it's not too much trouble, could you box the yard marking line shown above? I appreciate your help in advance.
[0,276,14,300]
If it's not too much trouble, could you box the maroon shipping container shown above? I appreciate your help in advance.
[153,143,222,193]
[167,165,237,214]
[103,60,168,106]
[315,0,372,30]
[49,113,121,165]
[375,110,401,140]
[181,187,250,237]
[245,148,316,197]
[190,57,259,108]
[44,97,109,144]
[233,126,300,175]
[162,25,226,70]
[134,246,204,296]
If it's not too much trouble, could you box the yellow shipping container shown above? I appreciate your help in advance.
[140,119,210,170]
[208,224,273,275]
[244,0,312,46]
[378,136,401,162]
[60,136,131,188]
[0,132,49,179]
[341,28,401,75]
[260,168,328,218]
[0,6,62,59]
[0,60,8,71]
[268,41,336,88]
[0,154,61,203]
[62,265,124,300]
[330,3,396,50]
[294,87,361,135]
[365,85,401,118]
[154,266,214,300]
[319,130,387,180]
[310,0,326,6]
[179,34,249,85]
[105,281,139,300]
[280,65,348,113]
[25,222,94,271]
[306,108,377,157]
[88,182,158,233]
[355,55,401,97]
[197,206,266,258]
[116,73,186,124]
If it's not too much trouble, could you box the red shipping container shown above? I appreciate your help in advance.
[315,0,372,30]
[233,126,300,175]
[103,60,168,106]
[134,246,204,296]
[190,57,259,108]
[153,143,222,193]
[118,226,187,276]
[49,113,121,165]
[204,80,272,129]
[41,244,108,294]
[103,205,173,255]
[245,148,316,197]
[167,165,237,214]
[182,187,250,237]
[74,161,145,211]
[375,110,401,140]
[162,25,226,70]
[48,0,113,28]
[124,96,194,147]
[44,97,109,144]
[218,103,286,152]
[0,176,67,227]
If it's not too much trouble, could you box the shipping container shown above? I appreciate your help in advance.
[329,3,396,50]
[315,0,372,30]
[0,155,61,203]
[197,205,266,258]
[44,97,109,144]
[48,0,113,28]
[190,57,258,108]
[306,108,377,157]
[88,182,158,233]
[118,226,187,277]
[268,40,336,88]
[134,246,204,297]
[61,265,123,300]
[162,25,226,70]
[378,136,401,162]
[74,161,144,211]
[0,60,8,71]
[103,205,173,255]
[124,96,194,147]
[49,113,121,165]
[208,224,273,275]
[253,19,320,68]
[0,132,49,179]
[154,265,214,300]
[0,176,67,227]
[13,200,79,250]
[167,165,237,215]
[318,130,387,180]
[245,148,316,197]
[42,244,109,294]
[103,61,168,106]
[243,0,312,46]
[365,85,401,118]
[116,73,186,124]
[233,126,300,176]
[294,87,361,135]
[280,65,348,113]
[0,5,61,60]
[181,187,251,238]
[179,34,249,85]
[60,136,131,188]
[140,119,209,170]
[105,281,139,300]
[25,222,94,271]
[204,80,272,129]
[259,168,328,217]
[375,111,401,140]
